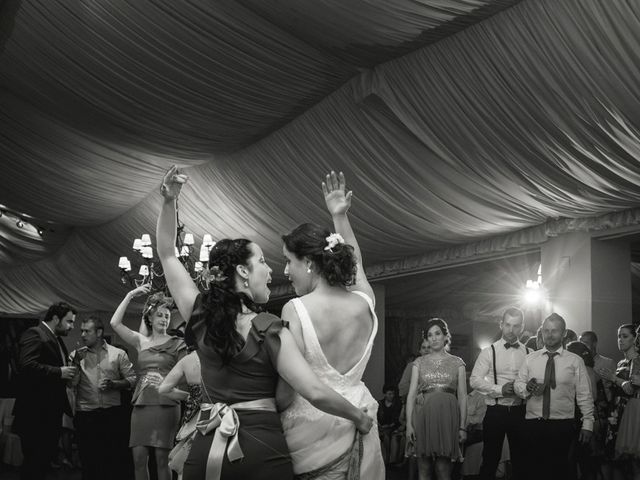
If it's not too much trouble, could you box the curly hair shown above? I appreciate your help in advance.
[196,239,262,365]
[282,223,356,287]
[142,292,173,333]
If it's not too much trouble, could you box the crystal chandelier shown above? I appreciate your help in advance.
[118,222,215,293]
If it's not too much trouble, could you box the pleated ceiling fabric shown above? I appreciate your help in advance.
[0,0,639,314]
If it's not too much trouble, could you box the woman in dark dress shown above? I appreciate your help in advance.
[155,166,373,480]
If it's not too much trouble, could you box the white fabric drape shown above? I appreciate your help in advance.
[1,0,640,314]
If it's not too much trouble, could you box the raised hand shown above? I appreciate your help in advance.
[129,283,152,298]
[322,171,352,217]
[160,165,188,200]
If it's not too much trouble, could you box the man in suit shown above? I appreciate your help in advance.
[13,302,77,480]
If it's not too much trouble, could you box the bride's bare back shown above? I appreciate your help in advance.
[299,288,373,375]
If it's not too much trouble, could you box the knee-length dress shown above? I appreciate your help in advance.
[130,337,187,448]
[412,353,465,460]
[614,357,640,460]
[182,295,293,480]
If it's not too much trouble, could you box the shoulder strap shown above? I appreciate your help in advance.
[525,346,530,354]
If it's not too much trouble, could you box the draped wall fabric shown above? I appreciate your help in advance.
[0,0,640,314]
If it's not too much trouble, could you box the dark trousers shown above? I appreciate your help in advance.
[75,406,130,480]
[478,404,526,480]
[19,414,61,480]
[524,418,576,480]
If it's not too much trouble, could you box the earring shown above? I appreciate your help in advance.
[243,280,249,288]
[306,267,311,274]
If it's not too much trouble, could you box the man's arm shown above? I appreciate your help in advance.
[469,347,503,398]
[19,329,62,380]
[115,350,137,389]
[575,358,594,432]
[514,356,531,399]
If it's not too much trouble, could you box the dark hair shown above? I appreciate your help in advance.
[43,302,76,323]
[543,313,566,331]
[619,324,636,336]
[502,307,523,324]
[423,318,452,348]
[580,331,598,343]
[566,341,594,368]
[524,336,538,351]
[197,239,262,365]
[82,316,104,335]
[142,293,173,332]
[382,384,397,394]
[565,329,578,343]
[282,223,356,287]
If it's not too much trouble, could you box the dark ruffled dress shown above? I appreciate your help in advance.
[130,337,187,448]
[182,294,293,480]
[613,357,640,460]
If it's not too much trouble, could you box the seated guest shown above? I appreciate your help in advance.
[378,385,403,465]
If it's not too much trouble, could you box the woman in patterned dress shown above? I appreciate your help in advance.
[406,318,467,480]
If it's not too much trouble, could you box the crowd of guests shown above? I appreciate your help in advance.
[378,309,640,480]
[11,169,381,480]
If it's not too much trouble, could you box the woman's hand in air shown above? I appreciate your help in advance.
[129,283,152,298]
[322,171,352,217]
[160,165,188,200]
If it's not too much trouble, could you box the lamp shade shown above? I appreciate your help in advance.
[199,245,209,262]
[184,233,194,246]
[139,265,149,276]
[202,234,214,247]
[118,256,129,269]
[140,234,152,246]
[132,238,143,251]
[141,246,153,259]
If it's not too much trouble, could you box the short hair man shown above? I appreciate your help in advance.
[13,302,77,480]
[470,307,528,480]
[515,313,594,480]
[580,330,616,388]
[70,316,136,480]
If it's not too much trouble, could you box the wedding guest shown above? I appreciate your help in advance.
[515,313,593,480]
[70,316,136,480]
[378,385,403,465]
[13,302,77,480]
[470,307,528,480]
[407,318,466,480]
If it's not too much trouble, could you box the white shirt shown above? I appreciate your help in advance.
[470,339,528,406]
[514,346,594,431]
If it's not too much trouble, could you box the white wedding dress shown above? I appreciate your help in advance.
[281,291,385,479]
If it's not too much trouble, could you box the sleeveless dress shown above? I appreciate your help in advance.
[412,353,465,460]
[281,291,385,479]
[130,336,187,448]
[182,294,293,480]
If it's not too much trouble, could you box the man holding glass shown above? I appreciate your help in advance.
[70,316,136,480]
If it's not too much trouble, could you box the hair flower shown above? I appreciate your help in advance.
[202,265,228,288]
[324,233,345,252]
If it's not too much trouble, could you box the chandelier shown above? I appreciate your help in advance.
[118,220,215,293]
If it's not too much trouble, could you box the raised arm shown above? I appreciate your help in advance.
[322,171,374,304]
[276,327,372,434]
[110,284,150,350]
[157,166,199,321]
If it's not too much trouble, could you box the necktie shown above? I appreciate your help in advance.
[542,351,558,419]
[504,342,519,349]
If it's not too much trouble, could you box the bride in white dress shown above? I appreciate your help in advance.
[279,171,385,479]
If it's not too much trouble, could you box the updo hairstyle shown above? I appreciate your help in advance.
[282,223,356,287]
[197,238,262,364]
[423,317,452,349]
[142,292,174,332]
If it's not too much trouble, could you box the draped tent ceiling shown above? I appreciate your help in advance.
[1,0,640,315]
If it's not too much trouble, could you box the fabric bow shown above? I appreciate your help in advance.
[196,403,244,480]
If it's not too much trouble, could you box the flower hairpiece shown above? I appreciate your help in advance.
[202,265,228,289]
[324,233,345,252]
[143,292,174,316]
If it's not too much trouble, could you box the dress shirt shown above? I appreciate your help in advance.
[514,346,594,430]
[70,341,136,411]
[470,339,528,406]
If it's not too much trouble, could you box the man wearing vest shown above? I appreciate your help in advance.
[470,307,528,480]
[514,313,594,480]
